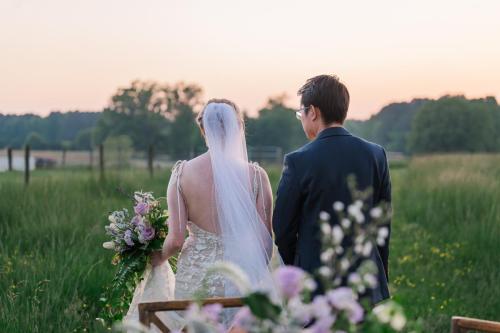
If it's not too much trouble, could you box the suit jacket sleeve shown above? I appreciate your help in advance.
[377,148,392,281]
[273,154,301,265]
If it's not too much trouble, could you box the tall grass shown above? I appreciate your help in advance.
[0,155,499,332]
[390,154,500,331]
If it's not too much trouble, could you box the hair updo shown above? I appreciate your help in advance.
[196,98,244,131]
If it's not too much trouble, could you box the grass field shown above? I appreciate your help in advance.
[1,155,499,332]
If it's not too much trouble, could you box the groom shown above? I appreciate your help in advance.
[273,74,391,304]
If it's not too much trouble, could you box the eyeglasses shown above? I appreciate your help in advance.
[295,106,309,120]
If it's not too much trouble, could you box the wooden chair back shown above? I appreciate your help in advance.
[451,316,500,333]
[138,297,244,333]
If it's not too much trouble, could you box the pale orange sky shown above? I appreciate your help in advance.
[1,0,499,119]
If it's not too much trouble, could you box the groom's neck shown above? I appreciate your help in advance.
[315,122,343,136]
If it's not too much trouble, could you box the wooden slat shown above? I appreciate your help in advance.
[138,297,244,333]
[451,316,500,333]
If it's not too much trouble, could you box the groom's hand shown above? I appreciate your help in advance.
[151,250,166,267]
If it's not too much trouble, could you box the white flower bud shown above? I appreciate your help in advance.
[319,266,332,278]
[321,223,332,235]
[331,226,344,245]
[340,258,350,271]
[370,207,383,219]
[319,211,331,221]
[378,227,389,239]
[341,218,351,229]
[333,201,345,212]
[362,242,373,257]
[391,313,407,331]
[102,241,115,250]
[363,273,378,288]
[348,273,361,285]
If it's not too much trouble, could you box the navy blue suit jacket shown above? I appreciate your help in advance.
[272,127,391,303]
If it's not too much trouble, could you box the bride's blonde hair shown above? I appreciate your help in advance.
[196,98,244,131]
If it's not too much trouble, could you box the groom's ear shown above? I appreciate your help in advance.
[310,105,319,121]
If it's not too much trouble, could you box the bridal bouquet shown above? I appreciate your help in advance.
[99,191,169,323]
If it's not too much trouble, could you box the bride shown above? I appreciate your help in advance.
[124,99,277,331]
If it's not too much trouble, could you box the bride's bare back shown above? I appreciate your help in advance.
[174,152,273,234]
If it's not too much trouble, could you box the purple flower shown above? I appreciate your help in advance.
[131,215,143,226]
[273,265,306,299]
[201,303,223,322]
[327,287,364,324]
[137,223,155,243]
[310,315,335,333]
[124,229,134,247]
[134,202,150,216]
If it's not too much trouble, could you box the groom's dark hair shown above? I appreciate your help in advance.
[298,74,350,124]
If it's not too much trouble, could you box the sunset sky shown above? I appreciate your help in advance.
[1,0,500,119]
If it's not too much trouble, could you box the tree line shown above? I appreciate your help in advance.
[1,80,499,157]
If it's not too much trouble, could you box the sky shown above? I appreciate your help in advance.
[1,0,500,119]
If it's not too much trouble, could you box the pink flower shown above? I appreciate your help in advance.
[327,287,364,324]
[202,303,223,322]
[273,266,306,299]
[233,306,253,327]
[310,315,336,333]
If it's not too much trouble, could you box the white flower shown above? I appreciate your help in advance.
[354,200,363,209]
[373,302,392,323]
[347,204,361,218]
[354,244,363,254]
[319,211,331,221]
[348,273,361,285]
[102,241,116,250]
[354,212,365,224]
[340,258,350,271]
[319,266,332,278]
[377,237,386,246]
[341,218,351,229]
[321,248,334,263]
[370,207,383,219]
[108,214,117,223]
[362,242,373,257]
[391,312,407,331]
[333,201,345,212]
[304,278,317,291]
[331,226,344,245]
[363,273,378,288]
[378,227,389,239]
[321,223,332,235]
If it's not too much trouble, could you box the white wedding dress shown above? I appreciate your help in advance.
[124,102,278,332]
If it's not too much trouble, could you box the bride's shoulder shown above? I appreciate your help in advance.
[171,160,188,175]
[249,161,268,178]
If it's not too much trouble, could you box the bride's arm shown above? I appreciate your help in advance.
[152,168,187,266]
[255,166,274,260]
[256,166,273,233]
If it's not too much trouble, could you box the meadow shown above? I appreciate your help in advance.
[1,154,499,332]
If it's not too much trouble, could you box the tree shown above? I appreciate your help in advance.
[246,94,307,154]
[409,96,498,153]
[25,132,48,149]
[93,80,203,159]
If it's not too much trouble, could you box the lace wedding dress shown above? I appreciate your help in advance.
[123,160,266,332]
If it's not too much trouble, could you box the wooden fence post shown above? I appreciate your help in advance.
[62,148,66,167]
[99,144,104,179]
[148,144,154,178]
[7,147,13,171]
[24,145,30,185]
[89,148,94,170]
